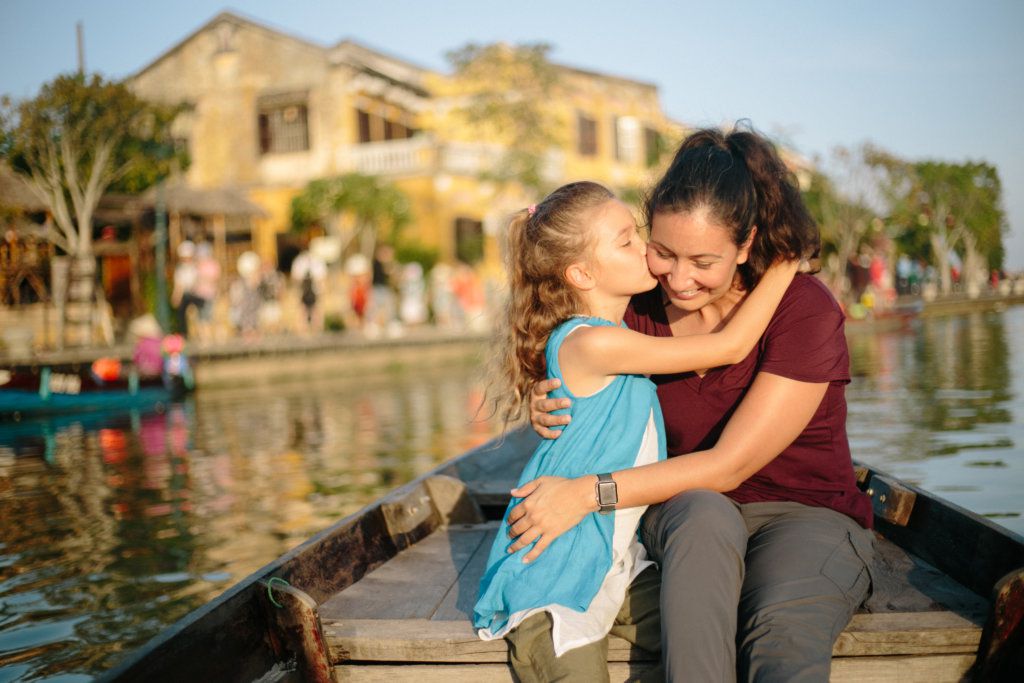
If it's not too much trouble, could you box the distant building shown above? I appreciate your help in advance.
[127,11,683,270]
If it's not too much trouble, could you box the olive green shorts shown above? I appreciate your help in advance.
[504,564,663,683]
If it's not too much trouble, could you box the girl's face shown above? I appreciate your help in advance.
[647,208,751,312]
[586,199,656,297]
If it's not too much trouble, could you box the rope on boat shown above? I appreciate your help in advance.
[267,577,291,608]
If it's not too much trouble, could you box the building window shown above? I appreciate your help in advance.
[258,95,310,154]
[172,136,190,157]
[644,127,663,168]
[577,112,598,157]
[614,116,641,164]
[454,217,484,265]
[357,109,372,144]
[355,105,417,144]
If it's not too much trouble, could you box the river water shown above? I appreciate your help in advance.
[1,305,1022,680]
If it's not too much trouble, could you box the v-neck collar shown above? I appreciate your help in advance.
[650,293,724,392]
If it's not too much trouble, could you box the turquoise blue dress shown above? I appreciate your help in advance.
[473,316,666,652]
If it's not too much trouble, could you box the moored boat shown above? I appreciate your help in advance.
[0,362,191,419]
[100,429,1024,682]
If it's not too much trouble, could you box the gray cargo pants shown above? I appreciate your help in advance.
[641,489,875,683]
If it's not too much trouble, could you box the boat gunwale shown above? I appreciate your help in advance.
[99,434,1024,681]
[857,461,1024,598]
[98,430,529,682]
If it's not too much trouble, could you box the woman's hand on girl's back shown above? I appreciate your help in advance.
[529,378,571,439]
[506,475,597,562]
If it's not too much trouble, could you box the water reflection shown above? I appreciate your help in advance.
[847,306,1023,532]
[0,363,499,680]
[2,308,1022,680]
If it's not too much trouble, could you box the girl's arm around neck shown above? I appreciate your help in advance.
[505,370,827,562]
[563,260,798,378]
[714,259,800,361]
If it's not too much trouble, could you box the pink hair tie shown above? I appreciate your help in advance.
[527,204,537,217]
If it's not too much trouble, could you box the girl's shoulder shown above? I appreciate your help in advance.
[545,316,618,373]
[549,315,616,340]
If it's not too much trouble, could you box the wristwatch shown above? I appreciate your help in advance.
[595,473,618,514]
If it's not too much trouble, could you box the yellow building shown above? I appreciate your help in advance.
[128,11,682,270]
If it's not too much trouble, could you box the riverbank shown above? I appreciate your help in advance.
[844,291,1024,334]
[0,327,491,388]
[3,291,1022,385]
[916,290,1024,317]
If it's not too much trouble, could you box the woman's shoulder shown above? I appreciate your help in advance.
[778,274,843,316]
[759,274,847,351]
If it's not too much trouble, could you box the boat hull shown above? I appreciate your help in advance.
[0,365,188,418]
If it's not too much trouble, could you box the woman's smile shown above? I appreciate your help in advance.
[665,284,703,300]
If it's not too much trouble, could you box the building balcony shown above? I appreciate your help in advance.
[259,137,567,184]
[336,137,435,177]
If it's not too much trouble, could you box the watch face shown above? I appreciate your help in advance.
[597,480,617,505]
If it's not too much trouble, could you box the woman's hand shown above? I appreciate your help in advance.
[506,475,598,562]
[529,378,572,439]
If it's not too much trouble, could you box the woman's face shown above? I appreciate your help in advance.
[647,208,751,312]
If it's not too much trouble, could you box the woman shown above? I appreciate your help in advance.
[515,125,874,682]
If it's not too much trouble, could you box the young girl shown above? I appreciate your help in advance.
[473,181,800,681]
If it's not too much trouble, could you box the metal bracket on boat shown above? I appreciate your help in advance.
[854,466,917,527]
[424,474,485,526]
[258,577,338,683]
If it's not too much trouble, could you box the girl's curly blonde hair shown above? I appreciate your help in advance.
[488,181,615,427]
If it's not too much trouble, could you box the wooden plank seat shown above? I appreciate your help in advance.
[321,521,988,682]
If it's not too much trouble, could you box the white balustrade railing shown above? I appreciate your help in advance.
[332,138,565,181]
[337,137,435,176]
[439,142,504,176]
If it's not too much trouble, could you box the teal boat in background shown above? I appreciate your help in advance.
[0,362,192,419]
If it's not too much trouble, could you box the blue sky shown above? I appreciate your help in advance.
[2,0,1022,268]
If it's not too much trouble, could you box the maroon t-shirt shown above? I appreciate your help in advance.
[625,274,873,528]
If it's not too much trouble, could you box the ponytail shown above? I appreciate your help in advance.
[726,130,818,288]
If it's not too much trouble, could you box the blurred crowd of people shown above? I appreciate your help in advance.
[842,244,1023,319]
[170,240,494,344]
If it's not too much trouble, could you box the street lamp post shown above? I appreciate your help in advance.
[154,180,170,331]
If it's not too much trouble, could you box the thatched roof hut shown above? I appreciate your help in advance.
[0,164,47,213]
[135,182,269,217]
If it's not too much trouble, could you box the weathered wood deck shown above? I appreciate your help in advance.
[322,510,987,681]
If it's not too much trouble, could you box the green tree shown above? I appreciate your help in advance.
[1,73,186,344]
[445,42,564,193]
[866,147,1007,294]
[802,163,878,298]
[950,162,1005,288]
[291,173,411,258]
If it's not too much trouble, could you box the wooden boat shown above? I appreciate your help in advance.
[0,363,190,419]
[100,429,1024,682]
[843,298,924,334]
